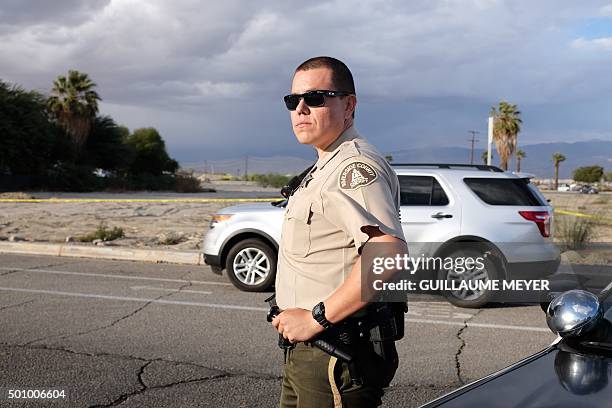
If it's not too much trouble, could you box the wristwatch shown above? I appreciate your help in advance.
[312,302,333,330]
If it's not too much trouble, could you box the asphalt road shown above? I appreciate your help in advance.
[0,254,559,407]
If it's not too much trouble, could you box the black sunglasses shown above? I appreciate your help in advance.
[283,90,352,111]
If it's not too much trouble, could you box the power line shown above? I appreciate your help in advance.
[467,130,480,165]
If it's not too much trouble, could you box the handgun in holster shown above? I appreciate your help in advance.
[362,302,408,362]
[265,294,363,386]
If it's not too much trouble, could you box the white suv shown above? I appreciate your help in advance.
[203,164,560,307]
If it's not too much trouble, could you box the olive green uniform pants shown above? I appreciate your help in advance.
[279,341,398,408]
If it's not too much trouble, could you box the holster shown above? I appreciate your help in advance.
[313,302,407,364]
[265,295,407,385]
[365,302,408,342]
[350,302,407,362]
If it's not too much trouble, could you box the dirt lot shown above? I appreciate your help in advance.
[0,182,281,251]
[0,191,609,253]
[0,199,239,250]
[545,191,611,243]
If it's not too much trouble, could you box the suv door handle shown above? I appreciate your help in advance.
[431,212,453,219]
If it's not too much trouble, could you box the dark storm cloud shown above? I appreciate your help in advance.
[0,0,611,162]
[0,0,110,27]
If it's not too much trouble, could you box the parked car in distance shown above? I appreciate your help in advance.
[580,185,599,194]
[203,163,560,307]
[420,285,612,407]
[557,183,571,192]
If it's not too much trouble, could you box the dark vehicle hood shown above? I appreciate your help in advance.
[423,345,612,407]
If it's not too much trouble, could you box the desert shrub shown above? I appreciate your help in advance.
[250,173,291,188]
[555,214,599,250]
[79,222,125,242]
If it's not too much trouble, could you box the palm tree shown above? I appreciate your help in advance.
[481,151,493,165]
[515,149,526,172]
[47,70,101,153]
[552,152,566,190]
[489,101,522,171]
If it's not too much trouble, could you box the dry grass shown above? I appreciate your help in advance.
[544,192,612,243]
[592,196,609,205]
[554,214,599,250]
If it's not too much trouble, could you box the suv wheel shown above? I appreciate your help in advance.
[437,244,502,308]
[225,238,276,292]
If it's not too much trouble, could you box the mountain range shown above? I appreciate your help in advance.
[389,139,611,179]
[182,140,611,179]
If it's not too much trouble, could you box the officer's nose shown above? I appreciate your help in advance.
[295,98,310,115]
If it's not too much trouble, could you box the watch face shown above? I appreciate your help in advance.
[313,303,322,316]
[312,302,331,329]
[313,302,325,319]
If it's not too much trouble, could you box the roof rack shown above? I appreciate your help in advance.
[389,163,504,172]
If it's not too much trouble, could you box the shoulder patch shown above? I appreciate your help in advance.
[338,161,377,190]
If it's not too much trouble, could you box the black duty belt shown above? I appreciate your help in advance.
[265,295,407,385]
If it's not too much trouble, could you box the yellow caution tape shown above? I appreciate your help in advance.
[1,200,608,222]
[0,198,281,203]
[555,209,612,222]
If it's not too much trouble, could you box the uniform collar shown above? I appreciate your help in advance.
[316,126,360,170]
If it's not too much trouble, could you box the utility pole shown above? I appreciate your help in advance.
[244,155,249,180]
[467,130,480,165]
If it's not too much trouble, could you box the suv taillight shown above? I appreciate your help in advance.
[519,211,550,237]
[210,214,233,228]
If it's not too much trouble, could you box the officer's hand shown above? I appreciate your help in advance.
[271,308,324,343]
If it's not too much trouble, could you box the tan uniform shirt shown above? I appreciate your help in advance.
[275,126,405,310]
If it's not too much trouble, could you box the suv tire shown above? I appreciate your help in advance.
[436,243,502,308]
[225,238,276,292]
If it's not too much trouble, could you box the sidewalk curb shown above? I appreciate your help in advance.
[0,242,205,265]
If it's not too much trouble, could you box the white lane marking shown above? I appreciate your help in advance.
[407,302,477,320]
[407,318,550,333]
[0,267,232,286]
[0,287,267,311]
[130,285,212,295]
[0,286,550,333]
[408,308,474,320]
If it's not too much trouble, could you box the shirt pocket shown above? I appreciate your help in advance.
[283,202,312,257]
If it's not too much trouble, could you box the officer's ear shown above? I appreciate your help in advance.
[344,95,356,120]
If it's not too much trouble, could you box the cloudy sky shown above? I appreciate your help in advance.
[1,0,612,164]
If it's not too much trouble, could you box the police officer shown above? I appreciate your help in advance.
[271,56,408,408]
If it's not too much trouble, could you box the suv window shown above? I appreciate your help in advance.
[464,178,546,206]
[398,176,449,206]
